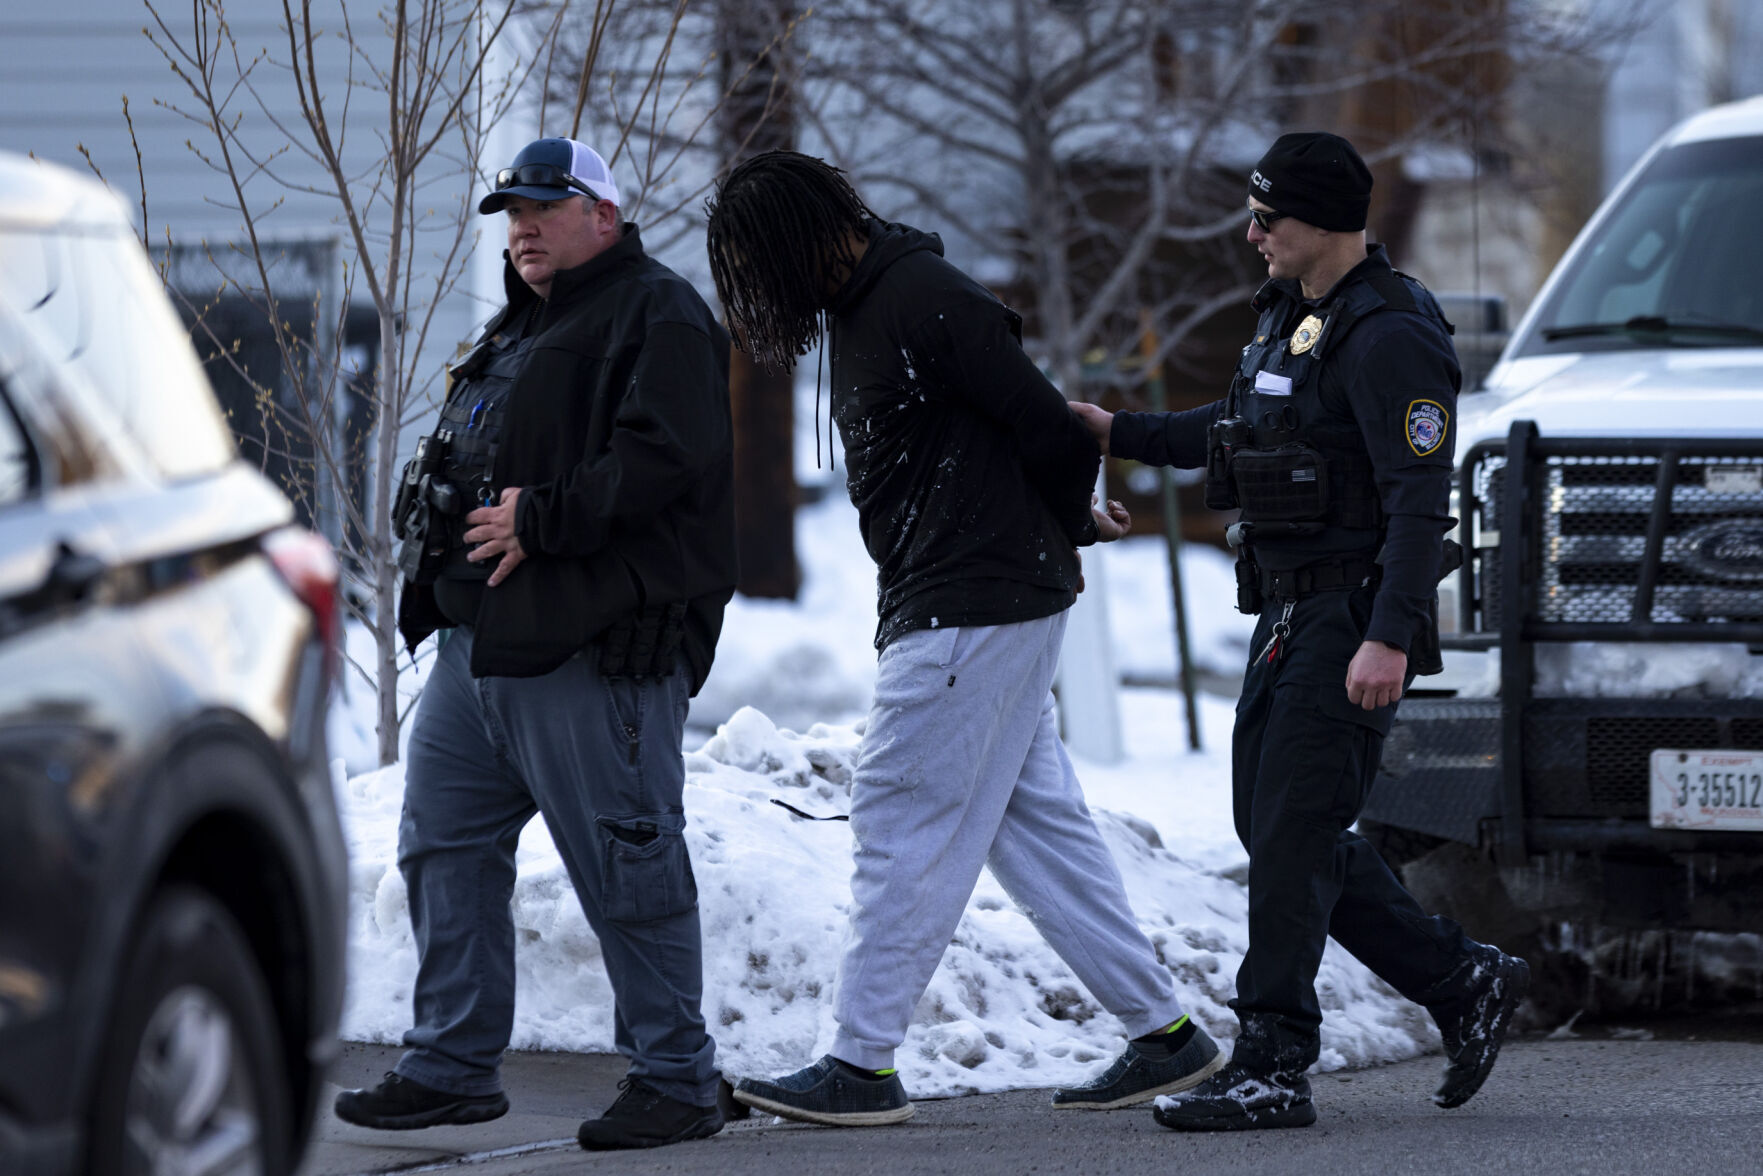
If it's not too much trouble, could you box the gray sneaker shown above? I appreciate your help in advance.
[733,1055,914,1127]
[1051,1024,1225,1110]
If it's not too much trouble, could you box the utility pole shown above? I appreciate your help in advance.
[1141,312,1202,751]
[1056,459,1126,764]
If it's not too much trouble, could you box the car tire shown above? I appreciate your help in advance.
[87,884,292,1176]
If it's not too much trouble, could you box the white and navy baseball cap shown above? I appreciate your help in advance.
[479,138,621,214]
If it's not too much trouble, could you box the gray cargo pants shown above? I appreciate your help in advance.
[831,610,1186,1070]
[393,628,717,1107]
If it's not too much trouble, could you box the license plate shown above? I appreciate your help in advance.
[1650,749,1763,831]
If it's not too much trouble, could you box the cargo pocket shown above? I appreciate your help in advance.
[1274,685,1380,826]
[1327,584,1402,737]
[597,811,697,923]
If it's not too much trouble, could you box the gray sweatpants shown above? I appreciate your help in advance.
[394,628,717,1107]
[830,610,1185,1071]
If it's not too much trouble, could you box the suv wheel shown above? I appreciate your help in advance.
[89,885,291,1176]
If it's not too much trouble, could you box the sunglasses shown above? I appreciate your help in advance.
[494,164,600,202]
[1247,201,1293,232]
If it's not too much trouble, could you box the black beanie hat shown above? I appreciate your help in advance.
[1248,132,1373,232]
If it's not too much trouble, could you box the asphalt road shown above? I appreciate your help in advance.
[303,1020,1763,1176]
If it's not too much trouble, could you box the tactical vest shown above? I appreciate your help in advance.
[433,323,534,581]
[1205,267,1444,531]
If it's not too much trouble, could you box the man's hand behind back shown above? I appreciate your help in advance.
[1072,494,1130,595]
[1092,494,1131,542]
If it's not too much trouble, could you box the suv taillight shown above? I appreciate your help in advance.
[264,527,340,678]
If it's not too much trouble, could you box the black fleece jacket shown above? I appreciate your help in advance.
[828,221,1102,650]
[397,225,737,688]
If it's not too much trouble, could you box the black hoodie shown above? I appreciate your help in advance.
[829,221,1102,650]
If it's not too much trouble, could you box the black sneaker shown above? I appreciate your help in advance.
[1150,1062,1316,1132]
[333,1071,509,1130]
[577,1077,724,1150]
[1432,950,1530,1109]
[732,1055,914,1127]
[1052,1024,1225,1109]
[717,1075,752,1122]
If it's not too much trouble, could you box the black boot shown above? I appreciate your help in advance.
[1431,949,1530,1108]
[1150,1061,1316,1132]
[333,1072,509,1130]
[577,1077,724,1150]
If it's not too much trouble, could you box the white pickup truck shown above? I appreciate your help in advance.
[1358,95,1763,1002]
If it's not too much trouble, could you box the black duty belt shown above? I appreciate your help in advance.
[1256,556,1378,601]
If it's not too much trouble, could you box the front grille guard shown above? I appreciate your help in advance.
[1442,421,1763,863]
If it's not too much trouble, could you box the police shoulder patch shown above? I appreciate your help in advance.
[1406,399,1448,457]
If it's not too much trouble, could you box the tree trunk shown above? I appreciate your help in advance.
[730,351,801,597]
[1328,0,1512,265]
[718,0,800,600]
[374,310,403,768]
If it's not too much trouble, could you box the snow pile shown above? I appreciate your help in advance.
[336,689,1437,1095]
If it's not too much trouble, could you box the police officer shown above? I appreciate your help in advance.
[335,138,738,1151]
[1071,132,1527,1131]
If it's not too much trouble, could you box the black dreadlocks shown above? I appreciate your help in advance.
[705,150,876,372]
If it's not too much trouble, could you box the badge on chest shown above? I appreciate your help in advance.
[1289,314,1325,355]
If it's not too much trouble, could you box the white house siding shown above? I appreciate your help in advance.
[1,3,500,445]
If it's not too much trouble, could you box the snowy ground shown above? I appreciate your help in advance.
[327,493,1447,1096]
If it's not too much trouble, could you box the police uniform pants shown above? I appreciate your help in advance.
[393,627,718,1107]
[1230,585,1474,1075]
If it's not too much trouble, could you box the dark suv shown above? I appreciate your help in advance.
[0,154,346,1173]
